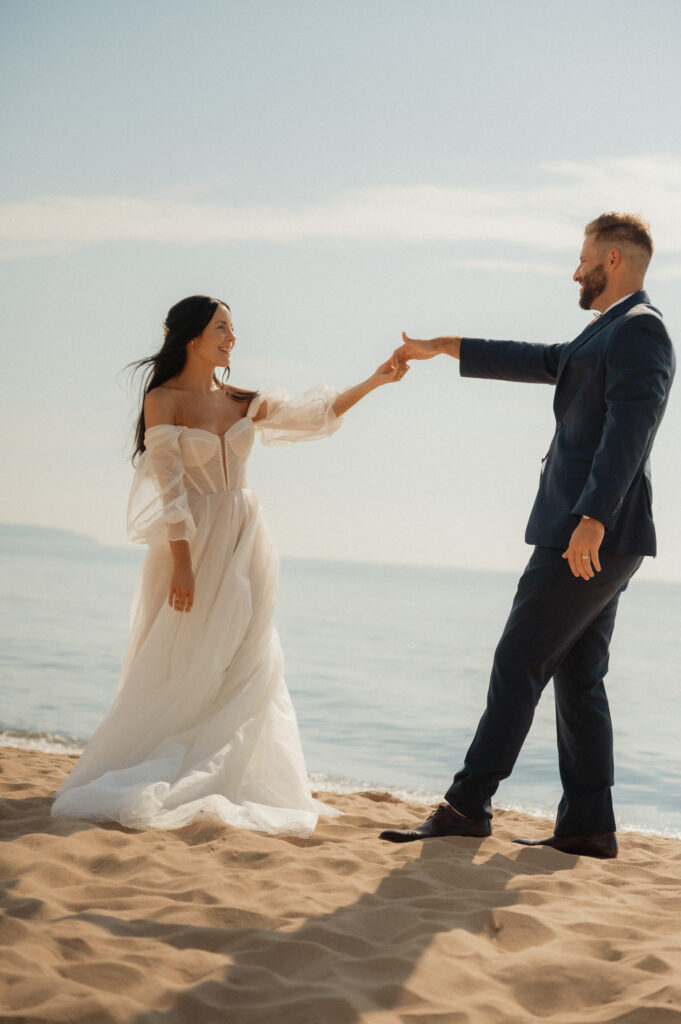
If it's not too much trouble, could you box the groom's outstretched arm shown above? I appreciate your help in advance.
[394,333,462,361]
[394,333,564,384]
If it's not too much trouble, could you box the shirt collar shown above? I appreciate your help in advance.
[600,293,635,317]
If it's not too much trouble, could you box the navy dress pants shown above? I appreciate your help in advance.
[445,546,643,836]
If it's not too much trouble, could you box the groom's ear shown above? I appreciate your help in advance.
[607,247,622,270]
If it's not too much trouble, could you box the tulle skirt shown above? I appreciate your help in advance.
[51,489,337,836]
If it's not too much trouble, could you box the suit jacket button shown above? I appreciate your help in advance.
[556,420,563,429]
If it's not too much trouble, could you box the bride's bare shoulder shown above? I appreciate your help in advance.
[251,398,267,421]
[144,385,178,427]
[245,391,271,421]
[223,386,263,421]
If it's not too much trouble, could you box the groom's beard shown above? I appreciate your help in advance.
[579,264,607,310]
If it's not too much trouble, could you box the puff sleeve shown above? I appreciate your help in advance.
[127,425,196,548]
[247,383,343,445]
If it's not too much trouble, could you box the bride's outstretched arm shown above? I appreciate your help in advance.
[332,356,408,417]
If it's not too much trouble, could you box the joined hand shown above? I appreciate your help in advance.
[393,332,462,364]
[393,333,439,363]
[373,355,410,384]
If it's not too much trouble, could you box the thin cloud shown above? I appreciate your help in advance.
[2,156,680,259]
[447,258,565,277]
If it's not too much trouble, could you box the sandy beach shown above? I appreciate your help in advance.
[1,746,680,1024]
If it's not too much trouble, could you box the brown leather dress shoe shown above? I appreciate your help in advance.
[512,832,618,859]
[379,802,492,843]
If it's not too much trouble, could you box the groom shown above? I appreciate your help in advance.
[381,213,675,858]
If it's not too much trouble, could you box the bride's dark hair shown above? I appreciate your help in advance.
[128,295,257,462]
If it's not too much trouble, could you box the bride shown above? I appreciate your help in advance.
[51,295,407,837]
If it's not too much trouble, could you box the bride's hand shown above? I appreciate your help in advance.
[332,357,409,416]
[169,562,195,613]
[371,356,410,386]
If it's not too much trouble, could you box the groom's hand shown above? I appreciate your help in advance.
[393,332,462,363]
[562,517,605,580]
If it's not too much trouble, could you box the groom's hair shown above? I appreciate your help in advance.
[585,212,653,272]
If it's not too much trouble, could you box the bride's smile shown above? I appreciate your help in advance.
[189,306,236,368]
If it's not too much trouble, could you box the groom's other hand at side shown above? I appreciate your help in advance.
[393,332,463,363]
[562,516,605,580]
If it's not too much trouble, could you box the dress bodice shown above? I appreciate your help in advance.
[178,419,255,495]
[127,383,342,549]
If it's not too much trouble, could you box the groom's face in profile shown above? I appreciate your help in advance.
[574,234,608,311]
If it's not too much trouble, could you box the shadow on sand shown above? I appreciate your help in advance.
[46,819,576,1023]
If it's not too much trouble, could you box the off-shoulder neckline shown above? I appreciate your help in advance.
[182,420,252,439]
[145,392,264,440]
[145,419,253,440]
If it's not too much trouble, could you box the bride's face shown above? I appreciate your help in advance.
[192,304,236,367]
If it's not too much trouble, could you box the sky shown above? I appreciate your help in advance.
[2,0,681,581]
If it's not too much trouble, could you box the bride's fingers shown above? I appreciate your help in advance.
[169,588,193,611]
[379,358,399,375]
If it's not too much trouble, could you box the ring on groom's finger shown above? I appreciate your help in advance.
[581,555,590,560]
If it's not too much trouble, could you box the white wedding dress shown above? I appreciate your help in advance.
[51,384,343,837]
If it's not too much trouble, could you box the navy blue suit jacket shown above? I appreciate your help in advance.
[460,291,675,556]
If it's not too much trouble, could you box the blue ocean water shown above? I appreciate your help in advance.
[1,524,679,836]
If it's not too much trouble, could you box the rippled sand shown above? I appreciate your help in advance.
[1,746,680,1023]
